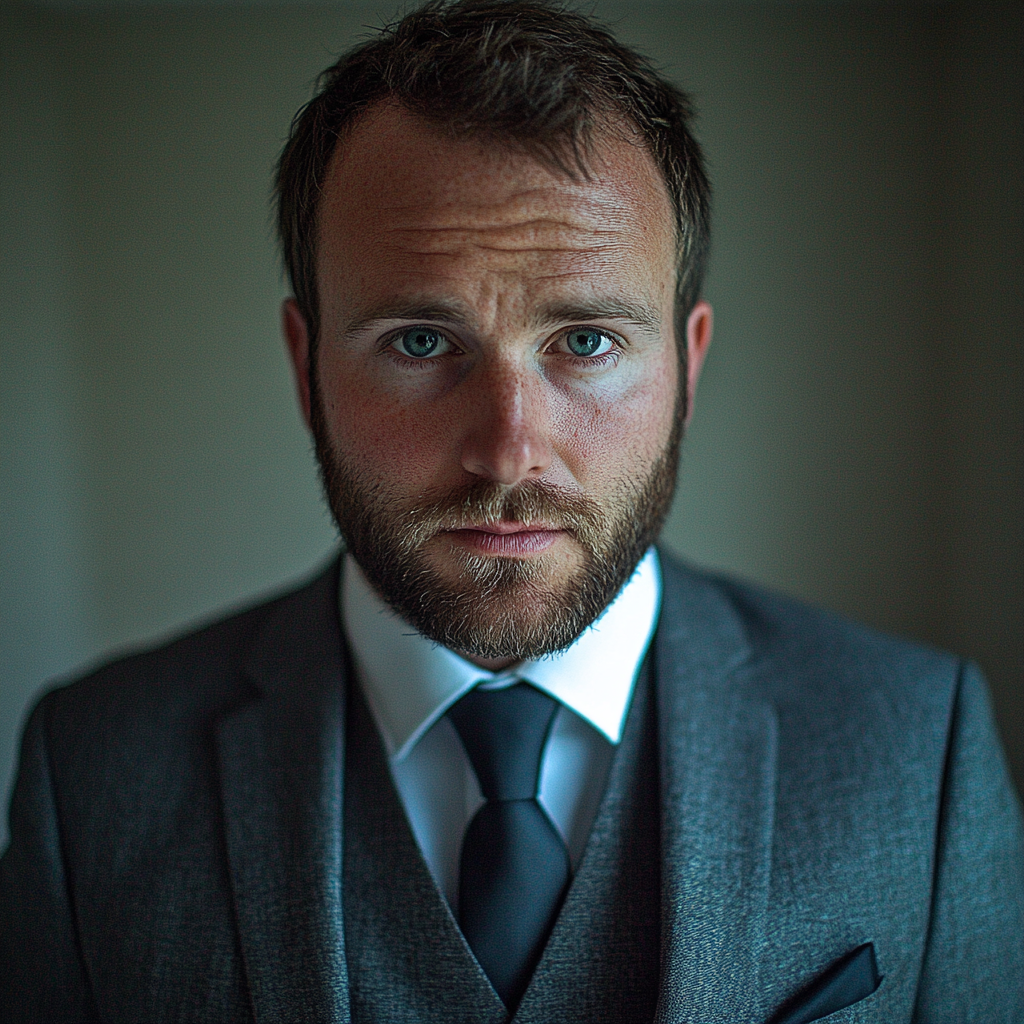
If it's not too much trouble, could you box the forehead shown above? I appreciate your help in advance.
[316,102,676,318]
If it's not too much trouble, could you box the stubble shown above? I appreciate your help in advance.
[311,389,682,661]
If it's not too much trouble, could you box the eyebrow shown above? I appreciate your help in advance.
[341,301,474,337]
[535,300,662,334]
[341,297,662,338]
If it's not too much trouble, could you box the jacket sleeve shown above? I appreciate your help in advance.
[0,694,98,1023]
[912,662,1024,1023]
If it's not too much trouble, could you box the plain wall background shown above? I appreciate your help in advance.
[2,0,1021,849]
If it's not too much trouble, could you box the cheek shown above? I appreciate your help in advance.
[316,351,458,486]
[554,354,679,484]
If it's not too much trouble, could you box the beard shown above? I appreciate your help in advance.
[311,390,683,662]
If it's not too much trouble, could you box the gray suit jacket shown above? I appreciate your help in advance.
[1,552,1022,1022]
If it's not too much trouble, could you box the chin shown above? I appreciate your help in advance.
[405,546,595,661]
[428,541,582,596]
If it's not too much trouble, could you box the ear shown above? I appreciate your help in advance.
[684,300,712,425]
[282,297,313,432]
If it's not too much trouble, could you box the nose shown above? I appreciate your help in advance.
[459,361,553,486]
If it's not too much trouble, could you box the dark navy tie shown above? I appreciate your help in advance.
[448,683,571,1009]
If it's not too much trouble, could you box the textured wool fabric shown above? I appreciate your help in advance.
[653,558,1024,1023]
[1,551,1021,1022]
[343,660,660,1024]
[344,680,506,1024]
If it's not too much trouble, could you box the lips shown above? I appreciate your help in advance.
[443,522,564,555]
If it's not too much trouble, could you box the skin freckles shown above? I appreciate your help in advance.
[283,102,711,665]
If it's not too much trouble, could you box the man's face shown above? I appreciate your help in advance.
[284,103,710,666]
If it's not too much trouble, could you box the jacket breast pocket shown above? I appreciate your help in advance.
[767,943,883,1024]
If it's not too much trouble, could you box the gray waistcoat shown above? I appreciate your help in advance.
[343,661,660,1023]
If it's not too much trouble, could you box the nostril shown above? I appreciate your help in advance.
[461,426,551,485]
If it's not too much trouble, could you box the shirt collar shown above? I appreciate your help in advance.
[341,548,662,761]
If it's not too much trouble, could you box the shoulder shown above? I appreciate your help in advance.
[32,556,342,753]
[657,546,959,674]
[655,547,963,746]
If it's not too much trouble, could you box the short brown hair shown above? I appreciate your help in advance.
[275,0,710,353]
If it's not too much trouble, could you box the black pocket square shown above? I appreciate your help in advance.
[767,943,882,1024]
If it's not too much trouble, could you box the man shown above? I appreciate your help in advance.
[2,1,1021,1020]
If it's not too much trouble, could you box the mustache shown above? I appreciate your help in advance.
[395,479,606,546]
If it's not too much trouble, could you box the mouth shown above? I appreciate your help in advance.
[441,521,565,556]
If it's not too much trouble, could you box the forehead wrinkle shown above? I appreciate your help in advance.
[382,222,622,253]
[505,251,653,281]
[379,180,625,224]
[382,215,610,234]
[355,244,661,297]
[392,244,612,260]
[379,187,636,238]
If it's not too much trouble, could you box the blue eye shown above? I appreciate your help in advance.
[395,327,445,358]
[566,329,613,357]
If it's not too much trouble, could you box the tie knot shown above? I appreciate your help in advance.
[448,683,557,801]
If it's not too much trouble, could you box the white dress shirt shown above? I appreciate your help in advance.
[341,548,661,909]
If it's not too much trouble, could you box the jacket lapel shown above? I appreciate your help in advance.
[655,556,778,1023]
[213,551,776,1022]
[217,558,350,1023]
